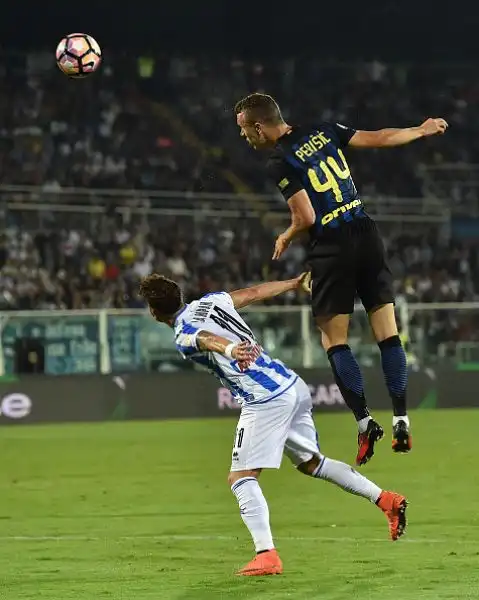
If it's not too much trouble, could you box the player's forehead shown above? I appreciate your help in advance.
[236,111,248,127]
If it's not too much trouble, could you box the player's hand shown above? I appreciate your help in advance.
[420,117,448,137]
[232,341,262,371]
[272,234,291,260]
[297,272,312,294]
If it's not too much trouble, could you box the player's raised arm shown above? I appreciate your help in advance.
[349,118,448,149]
[230,273,310,310]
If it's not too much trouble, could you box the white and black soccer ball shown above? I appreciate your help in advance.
[56,33,102,78]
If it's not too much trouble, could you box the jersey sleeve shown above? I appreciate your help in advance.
[218,292,235,309]
[199,291,234,308]
[266,155,304,202]
[328,122,357,148]
[175,322,200,358]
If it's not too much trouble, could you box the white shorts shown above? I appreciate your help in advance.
[230,377,320,471]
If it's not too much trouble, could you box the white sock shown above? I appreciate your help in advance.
[393,415,410,427]
[357,416,372,433]
[313,456,382,503]
[231,477,274,553]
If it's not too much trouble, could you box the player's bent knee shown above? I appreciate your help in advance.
[316,315,350,350]
[227,469,261,487]
[368,303,398,342]
[297,454,322,476]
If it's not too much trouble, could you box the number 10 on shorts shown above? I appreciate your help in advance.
[235,427,245,449]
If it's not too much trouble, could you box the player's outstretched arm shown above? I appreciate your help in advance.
[349,117,448,148]
[229,273,310,310]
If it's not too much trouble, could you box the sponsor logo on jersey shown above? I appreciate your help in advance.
[321,198,362,225]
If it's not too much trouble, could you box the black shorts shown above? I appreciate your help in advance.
[308,220,394,317]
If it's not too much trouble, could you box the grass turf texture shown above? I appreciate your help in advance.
[1,409,478,599]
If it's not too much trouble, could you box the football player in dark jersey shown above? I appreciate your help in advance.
[234,92,447,466]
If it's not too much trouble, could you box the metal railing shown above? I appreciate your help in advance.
[419,164,479,214]
[0,305,313,376]
[0,185,450,222]
[1,301,479,375]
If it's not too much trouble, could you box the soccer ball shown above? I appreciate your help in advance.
[56,33,102,78]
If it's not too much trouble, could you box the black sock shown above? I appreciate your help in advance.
[327,344,370,422]
[378,335,407,417]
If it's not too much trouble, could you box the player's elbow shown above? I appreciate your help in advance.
[288,192,316,229]
[295,210,315,228]
[350,130,385,149]
[248,289,260,304]
[303,211,316,227]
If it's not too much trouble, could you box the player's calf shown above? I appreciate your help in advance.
[378,335,410,444]
[326,343,383,461]
[317,315,382,463]
[229,469,283,576]
[296,455,407,540]
[298,454,383,503]
[369,305,411,449]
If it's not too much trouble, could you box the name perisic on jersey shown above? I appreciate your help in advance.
[294,131,332,162]
[321,199,363,225]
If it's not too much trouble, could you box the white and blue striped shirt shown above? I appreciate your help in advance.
[173,291,298,405]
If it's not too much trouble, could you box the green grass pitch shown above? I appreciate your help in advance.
[1,409,478,599]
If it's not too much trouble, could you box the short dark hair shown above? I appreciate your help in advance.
[138,274,183,316]
[234,93,283,125]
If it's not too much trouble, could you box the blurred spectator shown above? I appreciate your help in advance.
[0,209,478,315]
[88,253,106,280]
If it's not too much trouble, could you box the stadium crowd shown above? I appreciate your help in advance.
[0,216,477,312]
[0,51,226,193]
[0,52,476,198]
[166,57,478,199]
[0,51,478,353]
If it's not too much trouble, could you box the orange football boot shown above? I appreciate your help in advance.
[377,491,408,541]
[236,549,283,576]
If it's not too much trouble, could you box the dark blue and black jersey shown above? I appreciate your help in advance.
[267,122,371,239]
